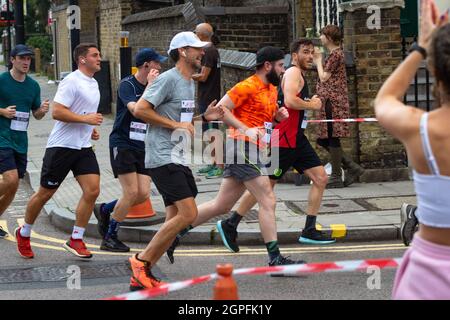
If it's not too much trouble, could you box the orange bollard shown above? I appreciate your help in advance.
[213,264,239,300]
[126,198,155,219]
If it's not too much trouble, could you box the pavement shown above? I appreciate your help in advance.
[20,73,417,245]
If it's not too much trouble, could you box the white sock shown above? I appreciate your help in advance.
[20,223,33,237]
[72,226,85,240]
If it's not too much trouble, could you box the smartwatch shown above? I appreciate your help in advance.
[409,43,427,59]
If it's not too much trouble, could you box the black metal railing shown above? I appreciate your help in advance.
[313,0,342,33]
[401,36,434,111]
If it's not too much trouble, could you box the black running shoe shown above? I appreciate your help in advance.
[400,203,418,247]
[216,220,239,253]
[269,254,306,266]
[0,226,8,239]
[299,228,336,245]
[166,237,180,264]
[93,203,109,237]
[100,236,130,252]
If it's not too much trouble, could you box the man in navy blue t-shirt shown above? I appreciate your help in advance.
[94,48,167,252]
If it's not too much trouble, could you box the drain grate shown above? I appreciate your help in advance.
[0,261,165,284]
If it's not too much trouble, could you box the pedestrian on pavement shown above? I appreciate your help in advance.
[128,31,224,291]
[211,39,336,251]
[167,46,307,268]
[374,0,450,299]
[314,25,364,188]
[192,23,224,179]
[15,43,103,259]
[0,44,50,239]
[93,48,167,253]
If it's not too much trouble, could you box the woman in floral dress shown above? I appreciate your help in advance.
[314,25,364,188]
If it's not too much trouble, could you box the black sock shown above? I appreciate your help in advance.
[178,225,193,238]
[304,215,317,232]
[227,211,243,229]
[265,240,281,261]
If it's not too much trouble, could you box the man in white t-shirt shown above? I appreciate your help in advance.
[15,43,103,259]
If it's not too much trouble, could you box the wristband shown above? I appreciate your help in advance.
[409,43,427,59]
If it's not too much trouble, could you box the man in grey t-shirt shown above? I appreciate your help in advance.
[127,31,224,291]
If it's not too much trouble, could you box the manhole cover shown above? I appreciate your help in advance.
[287,199,366,214]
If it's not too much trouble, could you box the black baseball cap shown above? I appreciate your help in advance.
[255,46,285,67]
[135,48,168,67]
[10,44,34,57]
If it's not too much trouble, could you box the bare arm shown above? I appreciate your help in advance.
[315,58,332,83]
[52,102,102,124]
[133,97,180,130]
[283,68,321,111]
[192,66,212,83]
[217,94,249,131]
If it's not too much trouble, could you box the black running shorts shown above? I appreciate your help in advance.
[149,163,198,207]
[0,148,27,178]
[109,147,151,178]
[40,147,100,189]
[270,135,322,180]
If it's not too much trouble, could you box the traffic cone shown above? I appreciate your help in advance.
[213,264,239,300]
[126,198,155,219]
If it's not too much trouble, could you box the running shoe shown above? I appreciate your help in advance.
[63,238,93,259]
[205,167,223,179]
[400,203,418,247]
[129,254,166,291]
[100,236,130,252]
[166,237,180,264]
[0,226,8,239]
[93,203,109,237]
[216,220,239,253]
[269,254,306,266]
[15,227,34,259]
[197,165,215,176]
[299,229,336,245]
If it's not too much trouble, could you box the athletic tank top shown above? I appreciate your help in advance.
[413,112,450,228]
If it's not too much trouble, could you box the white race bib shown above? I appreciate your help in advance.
[10,111,30,132]
[180,100,195,123]
[129,121,147,142]
[263,122,273,144]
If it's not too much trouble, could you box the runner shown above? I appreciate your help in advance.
[0,44,49,238]
[374,0,450,299]
[128,31,224,290]
[192,23,223,179]
[93,48,167,252]
[167,46,307,267]
[15,43,103,259]
[213,39,337,252]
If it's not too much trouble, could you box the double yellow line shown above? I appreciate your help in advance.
[0,219,406,258]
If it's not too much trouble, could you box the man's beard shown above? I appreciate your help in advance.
[266,68,280,86]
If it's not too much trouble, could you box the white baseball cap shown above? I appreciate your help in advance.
[167,31,210,55]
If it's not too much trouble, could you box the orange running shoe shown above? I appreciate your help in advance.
[15,227,34,259]
[63,238,93,259]
[129,254,166,291]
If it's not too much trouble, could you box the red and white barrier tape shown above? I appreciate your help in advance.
[306,118,378,123]
[105,257,402,300]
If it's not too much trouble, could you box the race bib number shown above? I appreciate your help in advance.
[129,121,147,141]
[180,100,195,123]
[263,122,273,144]
[10,111,30,132]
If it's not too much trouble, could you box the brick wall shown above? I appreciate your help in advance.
[53,9,71,76]
[296,0,314,37]
[79,0,98,44]
[204,7,290,53]
[341,2,409,182]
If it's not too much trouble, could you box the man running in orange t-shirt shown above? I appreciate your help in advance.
[167,47,306,266]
